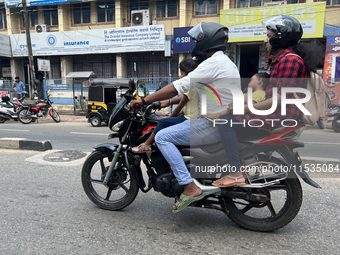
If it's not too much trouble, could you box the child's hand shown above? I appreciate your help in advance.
[157,114,169,120]
[227,103,233,114]
[204,113,216,120]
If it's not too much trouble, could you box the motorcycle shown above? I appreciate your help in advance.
[17,91,61,124]
[81,84,320,232]
[325,104,340,133]
[0,94,27,123]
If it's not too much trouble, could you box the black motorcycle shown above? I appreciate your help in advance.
[326,104,340,133]
[81,83,320,232]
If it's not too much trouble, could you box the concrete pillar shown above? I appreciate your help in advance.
[10,58,24,82]
[116,54,127,78]
[223,0,231,9]
[58,4,70,32]
[91,1,96,24]
[179,0,187,27]
[115,0,127,28]
[60,56,73,80]
[6,8,21,35]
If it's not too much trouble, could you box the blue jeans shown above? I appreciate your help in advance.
[153,116,187,134]
[155,118,222,185]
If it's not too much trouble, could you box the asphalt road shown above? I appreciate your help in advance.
[0,149,339,255]
[1,119,340,160]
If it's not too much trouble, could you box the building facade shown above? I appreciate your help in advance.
[0,0,340,105]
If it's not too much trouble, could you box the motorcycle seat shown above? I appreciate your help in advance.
[22,103,37,107]
[0,103,14,108]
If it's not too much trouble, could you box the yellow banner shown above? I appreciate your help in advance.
[220,2,326,43]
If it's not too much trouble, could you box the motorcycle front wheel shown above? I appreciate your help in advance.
[332,116,340,133]
[81,150,139,211]
[50,108,61,123]
[18,109,33,124]
[224,155,302,232]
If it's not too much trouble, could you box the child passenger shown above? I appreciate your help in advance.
[204,72,270,187]
[131,58,199,153]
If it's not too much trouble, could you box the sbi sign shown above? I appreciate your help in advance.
[173,27,196,53]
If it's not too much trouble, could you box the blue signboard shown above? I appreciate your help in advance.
[173,27,196,53]
[5,0,85,8]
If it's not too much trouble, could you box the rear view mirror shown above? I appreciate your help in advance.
[128,79,136,93]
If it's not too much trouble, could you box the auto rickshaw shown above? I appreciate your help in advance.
[86,78,149,127]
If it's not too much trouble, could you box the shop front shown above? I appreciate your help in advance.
[323,35,340,104]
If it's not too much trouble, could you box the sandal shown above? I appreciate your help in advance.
[131,143,152,153]
[172,193,205,214]
[212,174,246,188]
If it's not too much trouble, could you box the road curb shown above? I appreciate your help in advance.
[0,138,52,151]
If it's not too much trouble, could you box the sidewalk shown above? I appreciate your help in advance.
[59,115,87,122]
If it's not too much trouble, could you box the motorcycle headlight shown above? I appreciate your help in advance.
[111,120,125,132]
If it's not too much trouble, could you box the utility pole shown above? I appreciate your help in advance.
[22,0,36,98]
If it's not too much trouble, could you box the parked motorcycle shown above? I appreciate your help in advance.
[0,94,27,123]
[325,104,340,133]
[81,85,320,232]
[17,91,60,124]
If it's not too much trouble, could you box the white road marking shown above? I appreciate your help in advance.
[0,129,29,132]
[70,132,108,136]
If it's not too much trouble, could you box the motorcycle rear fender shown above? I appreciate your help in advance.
[275,145,321,189]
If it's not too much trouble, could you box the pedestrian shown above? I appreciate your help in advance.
[13,77,25,100]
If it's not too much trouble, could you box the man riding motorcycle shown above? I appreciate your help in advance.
[129,22,241,213]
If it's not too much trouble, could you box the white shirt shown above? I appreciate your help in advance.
[173,51,241,115]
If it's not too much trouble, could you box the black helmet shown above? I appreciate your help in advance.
[1,95,9,103]
[189,22,229,58]
[263,15,303,50]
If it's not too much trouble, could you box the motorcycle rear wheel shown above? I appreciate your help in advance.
[81,151,139,211]
[0,117,6,123]
[224,155,302,232]
[18,109,33,124]
[50,109,61,123]
[332,116,340,133]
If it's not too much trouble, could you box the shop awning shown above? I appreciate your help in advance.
[66,71,95,78]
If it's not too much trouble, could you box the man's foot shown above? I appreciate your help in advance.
[131,143,151,153]
[212,174,246,187]
[172,182,203,213]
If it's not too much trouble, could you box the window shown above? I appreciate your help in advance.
[318,0,340,5]
[0,8,7,30]
[73,3,91,25]
[130,0,149,11]
[97,0,115,23]
[273,0,298,4]
[51,57,61,79]
[156,0,177,18]
[44,7,58,26]
[194,0,219,16]
[21,7,38,28]
[236,0,261,8]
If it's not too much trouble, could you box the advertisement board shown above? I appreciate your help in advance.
[10,25,166,57]
[5,0,87,8]
[220,2,326,43]
[324,36,340,104]
[0,34,12,58]
[173,27,196,53]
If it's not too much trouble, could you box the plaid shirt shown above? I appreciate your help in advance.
[236,47,308,129]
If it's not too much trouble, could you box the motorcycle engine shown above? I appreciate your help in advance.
[40,107,48,115]
[151,151,171,175]
[155,172,184,197]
